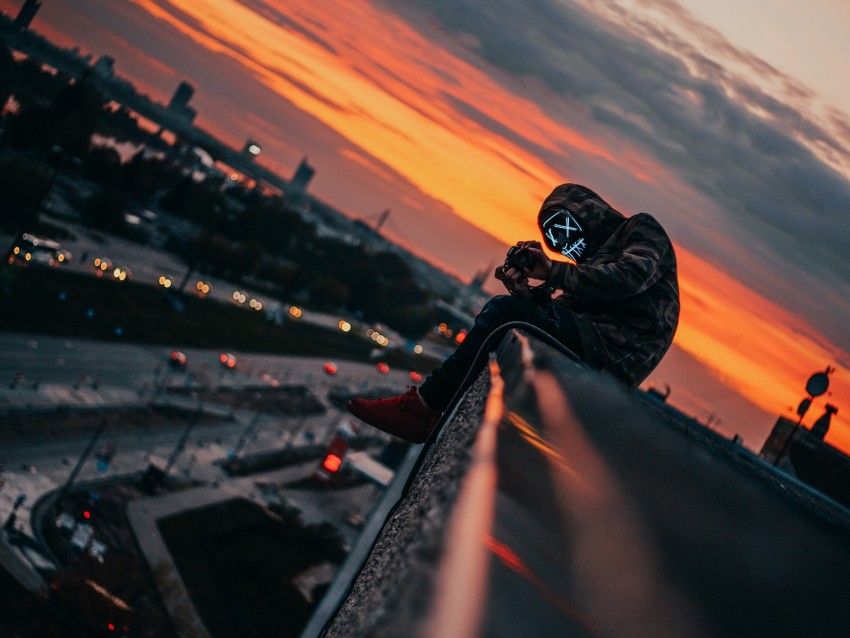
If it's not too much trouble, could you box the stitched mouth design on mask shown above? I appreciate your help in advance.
[562,238,586,261]
[540,208,586,261]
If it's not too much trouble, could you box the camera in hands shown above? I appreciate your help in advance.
[505,245,534,271]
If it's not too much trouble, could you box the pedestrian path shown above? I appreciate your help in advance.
[0,382,145,415]
[0,381,241,420]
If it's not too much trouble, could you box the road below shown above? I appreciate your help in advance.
[0,331,413,544]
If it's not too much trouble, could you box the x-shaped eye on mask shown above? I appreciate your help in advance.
[540,208,587,261]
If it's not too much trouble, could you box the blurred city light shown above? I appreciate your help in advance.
[85,579,132,611]
[322,453,342,473]
[413,344,424,354]
[289,305,302,318]
[369,330,389,346]
[435,322,456,339]
[338,320,351,332]
[170,351,187,367]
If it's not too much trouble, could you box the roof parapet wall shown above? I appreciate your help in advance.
[317,330,850,638]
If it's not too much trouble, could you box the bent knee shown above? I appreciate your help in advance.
[480,294,526,322]
[482,294,515,312]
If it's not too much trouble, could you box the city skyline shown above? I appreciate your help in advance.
[2,0,849,453]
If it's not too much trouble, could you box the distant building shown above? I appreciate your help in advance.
[166,81,197,123]
[92,55,115,78]
[461,262,494,312]
[168,81,194,109]
[289,157,315,192]
[759,407,850,508]
[13,0,41,30]
[468,263,491,291]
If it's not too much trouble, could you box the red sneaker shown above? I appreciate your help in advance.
[346,386,441,443]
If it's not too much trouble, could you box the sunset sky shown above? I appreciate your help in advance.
[3,0,849,453]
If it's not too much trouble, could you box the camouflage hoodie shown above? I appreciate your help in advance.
[540,184,680,388]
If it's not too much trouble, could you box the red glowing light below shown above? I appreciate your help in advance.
[322,454,342,473]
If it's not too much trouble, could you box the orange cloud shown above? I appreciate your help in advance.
[675,248,850,452]
[130,0,642,245]
[130,0,850,454]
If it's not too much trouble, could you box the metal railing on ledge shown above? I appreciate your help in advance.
[307,329,850,638]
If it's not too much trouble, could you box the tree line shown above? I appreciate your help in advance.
[0,46,439,337]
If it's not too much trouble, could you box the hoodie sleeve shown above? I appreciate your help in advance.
[546,214,674,300]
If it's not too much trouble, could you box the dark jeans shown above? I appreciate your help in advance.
[418,294,585,411]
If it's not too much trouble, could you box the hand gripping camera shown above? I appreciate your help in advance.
[504,245,534,271]
[503,244,554,303]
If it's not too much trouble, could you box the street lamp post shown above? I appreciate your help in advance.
[2,493,27,532]
[162,407,202,478]
[168,207,234,311]
[773,368,833,467]
[233,407,263,459]
[61,418,108,497]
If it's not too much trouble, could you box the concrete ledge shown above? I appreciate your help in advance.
[318,331,850,638]
[323,370,491,637]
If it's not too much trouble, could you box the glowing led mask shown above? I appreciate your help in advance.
[539,208,586,261]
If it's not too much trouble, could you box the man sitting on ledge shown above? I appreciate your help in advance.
[347,183,680,443]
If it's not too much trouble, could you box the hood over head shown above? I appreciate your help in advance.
[537,184,626,262]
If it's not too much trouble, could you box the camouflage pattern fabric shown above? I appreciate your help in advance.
[541,184,680,389]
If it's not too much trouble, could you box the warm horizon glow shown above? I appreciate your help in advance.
[127,0,850,452]
[675,248,850,451]
[10,0,847,454]
[130,0,641,244]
